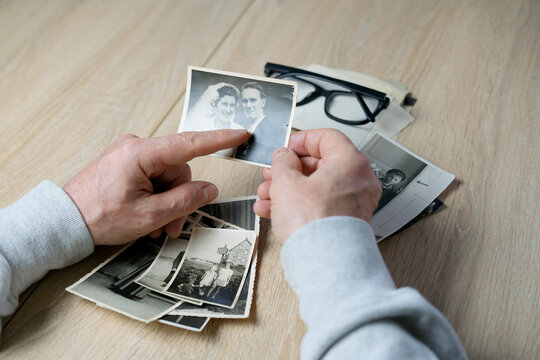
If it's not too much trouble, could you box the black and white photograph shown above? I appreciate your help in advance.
[134,234,190,293]
[159,313,210,332]
[164,228,256,309]
[66,237,182,323]
[182,211,241,234]
[170,253,257,319]
[198,196,259,232]
[178,67,297,167]
[358,132,454,241]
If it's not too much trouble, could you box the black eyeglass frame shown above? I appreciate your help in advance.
[264,62,390,125]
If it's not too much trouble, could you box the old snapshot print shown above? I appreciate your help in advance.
[358,132,455,241]
[182,211,242,234]
[134,234,190,293]
[66,237,181,323]
[178,67,297,167]
[171,253,257,319]
[159,313,210,332]
[198,195,259,232]
[164,228,256,308]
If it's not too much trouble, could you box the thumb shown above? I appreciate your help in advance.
[143,181,218,228]
[271,147,302,180]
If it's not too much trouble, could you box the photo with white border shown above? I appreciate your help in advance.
[134,234,190,293]
[164,228,256,309]
[170,252,258,319]
[358,132,455,241]
[66,237,182,323]
[178,66,297,167]
[198,195,260,233]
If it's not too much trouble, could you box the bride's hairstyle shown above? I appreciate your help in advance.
[212,84,240,108]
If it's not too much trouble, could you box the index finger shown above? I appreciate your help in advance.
[287,129,358,160]
[140,129,250,175]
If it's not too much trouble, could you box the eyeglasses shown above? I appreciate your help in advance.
[264,63,390,125]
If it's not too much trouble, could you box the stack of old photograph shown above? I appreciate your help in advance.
[67,196,260,332]
[68,65,457,332]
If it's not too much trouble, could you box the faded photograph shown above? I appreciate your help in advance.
[164,228,256,308]
[66,237,181,323]
[182,211,240,234]
[198,196,259,232]
[360,133,426,212]
[134,234,190,292]
[178,67,297,167]
[359,132,455,241]
[171,253,257,319]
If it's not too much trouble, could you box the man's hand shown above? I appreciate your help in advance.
[64,129,250,245]
[254,129,382,242]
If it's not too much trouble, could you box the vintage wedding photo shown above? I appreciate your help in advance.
[359,132,455,241]
[178,67,297,167]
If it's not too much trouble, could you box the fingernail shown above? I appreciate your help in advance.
[274,148,287,157]
[235,129,250,136]
[203,184,218,202]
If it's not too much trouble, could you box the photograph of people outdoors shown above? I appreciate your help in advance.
[164,228,256,308]
[172,254,257,319]
[178,67,297,167]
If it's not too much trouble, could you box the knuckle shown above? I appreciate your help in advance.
[136,207,161,232]
[322,128,350,143]
[170,190,197,214]
[119,133,139,141]
[175,132,199,157]
[115,136,140,154]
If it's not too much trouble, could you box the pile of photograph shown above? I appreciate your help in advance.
[67,196,260,332]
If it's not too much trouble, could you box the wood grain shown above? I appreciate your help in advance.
[1,0,539,359]
[0,0,251,206]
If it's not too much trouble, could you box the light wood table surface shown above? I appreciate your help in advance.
[1,0,539,359]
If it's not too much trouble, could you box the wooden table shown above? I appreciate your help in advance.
[1,0,538,358]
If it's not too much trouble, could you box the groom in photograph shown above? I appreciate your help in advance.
[235,82,288,166]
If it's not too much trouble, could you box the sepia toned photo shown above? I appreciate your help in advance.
[169,253,257,319]
[66,237,182,323]
[178,67,297,167]
[358,132,455,241]
[164,228,256,309]
[159,313,210,332]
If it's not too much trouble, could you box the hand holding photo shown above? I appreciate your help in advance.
[178,67,297,167]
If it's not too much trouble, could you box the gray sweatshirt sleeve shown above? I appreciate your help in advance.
[0,180,94,322]
[280,216,467,360]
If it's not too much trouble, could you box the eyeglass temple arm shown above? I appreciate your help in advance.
[353,92,376,123]
[265,62,387,101]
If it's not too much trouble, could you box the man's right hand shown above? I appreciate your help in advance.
[254,129,382,242]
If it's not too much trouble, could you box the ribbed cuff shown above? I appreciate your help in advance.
[0,180,94,297]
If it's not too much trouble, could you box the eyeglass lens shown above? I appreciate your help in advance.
[280,75,380,122]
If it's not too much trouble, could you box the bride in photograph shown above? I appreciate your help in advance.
[184,82,245,157]
[185,82,244,131]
